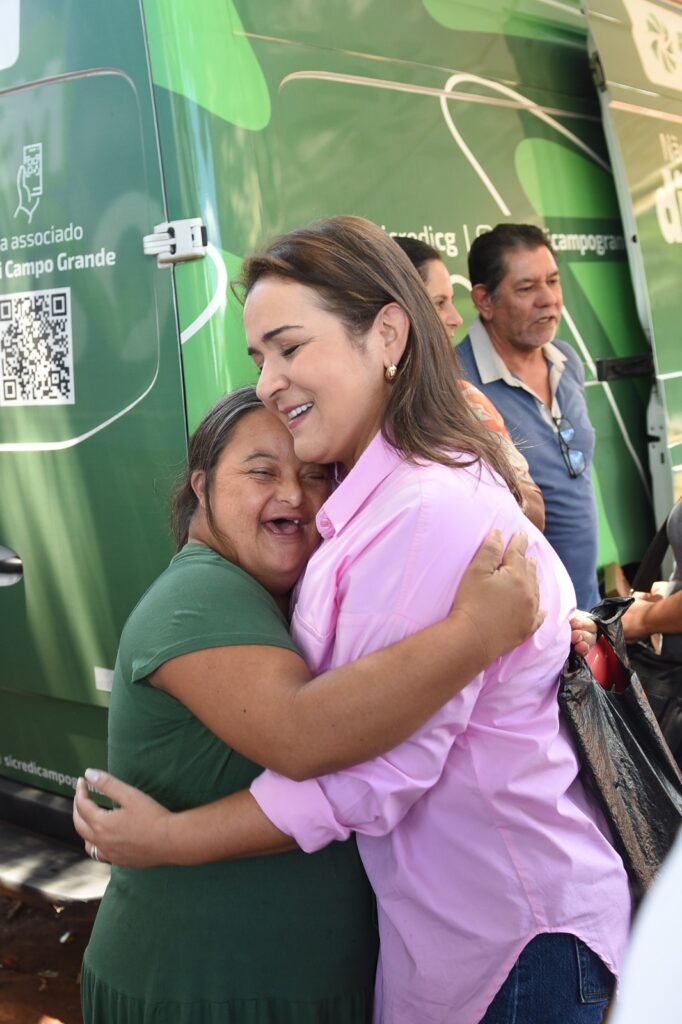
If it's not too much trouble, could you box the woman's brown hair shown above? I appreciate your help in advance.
[238,216,520,501]
[170,386,264,550]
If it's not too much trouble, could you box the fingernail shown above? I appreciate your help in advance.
[84,768,101,784]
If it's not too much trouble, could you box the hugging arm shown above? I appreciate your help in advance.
[74,530,541,865]
[74,779,294,866]
[76,673,468,868]
[622,589,682,642]
[139,529,542,782]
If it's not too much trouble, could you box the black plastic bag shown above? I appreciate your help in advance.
[624,510,682,766]
[627,642,682,768]
[559,597,682,905]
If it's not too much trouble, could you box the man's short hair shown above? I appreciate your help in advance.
[468,224,554,295]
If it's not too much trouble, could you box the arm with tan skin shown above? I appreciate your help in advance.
[152,530,543,782]
[74,532,593,868]
[73,531,539,866]
[75,779,290,865]
[622,588,682,642]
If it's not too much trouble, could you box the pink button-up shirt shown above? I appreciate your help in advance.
[251,432,631,1024]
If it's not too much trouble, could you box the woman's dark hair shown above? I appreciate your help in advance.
[171,386,264,550]
[238,215,519,500]
[392,236,441,283]
[468,223,553,296]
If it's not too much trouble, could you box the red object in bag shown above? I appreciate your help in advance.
[586,635,627,692]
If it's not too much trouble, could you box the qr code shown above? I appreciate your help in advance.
[0,287,74,406]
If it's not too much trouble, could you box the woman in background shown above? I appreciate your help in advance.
[394,234,545,531]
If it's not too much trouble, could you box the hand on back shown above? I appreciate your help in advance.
[450,530,544,664]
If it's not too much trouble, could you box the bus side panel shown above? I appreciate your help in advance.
[143,0,653,568]
[586,0,682,509]
[0,0,187,798]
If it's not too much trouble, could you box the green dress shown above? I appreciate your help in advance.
[81,544,377,1024]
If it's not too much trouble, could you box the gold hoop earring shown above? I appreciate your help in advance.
[384,364,398,382]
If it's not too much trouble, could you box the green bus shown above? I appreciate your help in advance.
[0,0,679,901]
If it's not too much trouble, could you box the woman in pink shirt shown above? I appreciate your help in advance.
[75,217,628,1023]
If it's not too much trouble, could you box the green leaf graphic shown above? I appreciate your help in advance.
[142,0,271,130]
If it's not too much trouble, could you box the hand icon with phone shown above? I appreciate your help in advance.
[14,145,42,223]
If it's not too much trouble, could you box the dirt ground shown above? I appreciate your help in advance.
[0,895,92,1024]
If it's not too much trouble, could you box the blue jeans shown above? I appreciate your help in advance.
[480,933,614,1024]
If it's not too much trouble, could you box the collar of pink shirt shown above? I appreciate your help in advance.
[316,431,407,541]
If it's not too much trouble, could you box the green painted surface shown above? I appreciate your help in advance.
[175,248,257,432]
[585,0,682,503]
[0,0,187,796]
[423,0,585,43]
[3,0,674,805]
[516,141,620,219]
[0,691,107,798]
[142,0,271,130]
[145,0,652,561]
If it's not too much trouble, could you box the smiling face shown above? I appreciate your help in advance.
[189,408,329,602]
[245,277,406,470]
[422,259,464,341]
[475,245,563,353]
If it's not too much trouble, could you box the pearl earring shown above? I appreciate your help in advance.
[384,364,398,382]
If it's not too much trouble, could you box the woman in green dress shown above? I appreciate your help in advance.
[79,386,542,1023]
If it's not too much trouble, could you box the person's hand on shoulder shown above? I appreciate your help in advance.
[450,530,544,663]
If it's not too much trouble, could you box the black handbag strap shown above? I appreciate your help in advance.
[631,518,670,592]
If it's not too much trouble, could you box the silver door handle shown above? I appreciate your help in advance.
[0,546,23,586]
